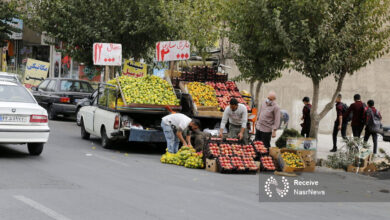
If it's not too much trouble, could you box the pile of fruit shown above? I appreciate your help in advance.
[232,144,244,157]
[220,143,233,156]
[108,75,179,106]
[242,157,258,171]
[160,146,204,169]
[261,156,276,171]
[231,156,246,171]
[218,157,234,171]
[206,81,250,110]
[253,141,268,154]
[281,152,304,168]
[187,82,219,107]
[208,143,220,157]
[243,145,256,158]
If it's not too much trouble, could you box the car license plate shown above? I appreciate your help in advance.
[75,99,80,103]
[0,115,28,123]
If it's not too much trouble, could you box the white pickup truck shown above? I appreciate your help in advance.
[78,83,180,148]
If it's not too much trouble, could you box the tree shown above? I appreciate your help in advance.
[224,0,288,107]
[24,0,171,66]
[0,1,20,47]
[267,0,390,138]
[159,0,224,63]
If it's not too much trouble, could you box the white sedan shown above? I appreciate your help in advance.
[0,80,50,155]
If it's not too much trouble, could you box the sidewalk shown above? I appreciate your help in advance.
[271,130,390,160]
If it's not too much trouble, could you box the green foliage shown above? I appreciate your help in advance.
[0,1,21,46]
[275,128,302,149]
[159,0,224,62]
[326,137,370,170]
[225,0,288,84]
[24,0,172,64]
[272,0,390,81]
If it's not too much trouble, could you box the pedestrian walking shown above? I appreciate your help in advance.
[255,91,281,148]
[161,113,199,153]
[363,100,382,154]
[300,97,311,137]
[330,94,348,152]
[219,98,249,144]
[344,94,366,138]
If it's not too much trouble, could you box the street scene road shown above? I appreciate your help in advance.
[1,120,389,220]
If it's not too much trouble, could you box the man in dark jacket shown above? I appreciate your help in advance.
[344,94,365,138]
[330,94,348,152]
[363,100,382,154]
[300,97,311,137]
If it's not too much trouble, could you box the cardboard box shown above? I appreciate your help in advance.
[255,161,261,173]
[269,147,280,160]
[298,150,316,172]
[278,149,305,172]
[206,158,218,172]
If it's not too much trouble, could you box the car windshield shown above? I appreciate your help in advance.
[0,84,36,103]
[60,80,93,93]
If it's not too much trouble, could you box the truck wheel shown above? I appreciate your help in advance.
[48,105,56,120]
[101,127,112,149]
[81,119,90,140]
[27,143,44,156]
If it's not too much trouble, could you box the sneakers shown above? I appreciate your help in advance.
[330,148,337,152]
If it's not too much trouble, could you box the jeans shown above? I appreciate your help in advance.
[229,124,249,145]
[255,130,272,148]
[352,125,364,138]
[332,121,347,149]
[364,127,378,154]
[161,121,180,153]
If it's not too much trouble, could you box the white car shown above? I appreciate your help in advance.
[0,72,21,83]
[0,80,50,155]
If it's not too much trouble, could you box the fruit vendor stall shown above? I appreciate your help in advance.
[170,66,255,133]
[82,75,182,145]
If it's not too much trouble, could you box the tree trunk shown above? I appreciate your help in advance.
[249,79,255,96]
[254,81,263,108]
[309,79,320,139]
[309,73,347,139]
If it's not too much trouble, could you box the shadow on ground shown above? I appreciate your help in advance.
[0,144,30,159]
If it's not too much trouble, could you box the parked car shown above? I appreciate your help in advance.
[76,89,98,126]
[0,72,21,83]
[0,80,50,155]
[31,78,94,120]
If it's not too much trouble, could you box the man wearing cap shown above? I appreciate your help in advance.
[219,98,249,144]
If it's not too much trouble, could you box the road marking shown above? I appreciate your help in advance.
[13,195,71,220]
[84,152,130,167]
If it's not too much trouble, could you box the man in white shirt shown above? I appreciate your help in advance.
[219,98,248,143]
[161,113,198,153]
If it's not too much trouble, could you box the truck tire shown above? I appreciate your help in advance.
[81,119,90,140]
[27,143,44,156]
[101,127,112,149]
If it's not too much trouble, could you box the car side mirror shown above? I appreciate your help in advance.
[31,86,38,91]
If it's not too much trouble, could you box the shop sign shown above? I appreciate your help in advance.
[7,18,23,40]
[156,40,190,62]
[93,43,122,66]
[24,58,50,88]
[122,60,147,77]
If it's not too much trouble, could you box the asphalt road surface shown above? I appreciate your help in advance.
[1,120,390,220]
